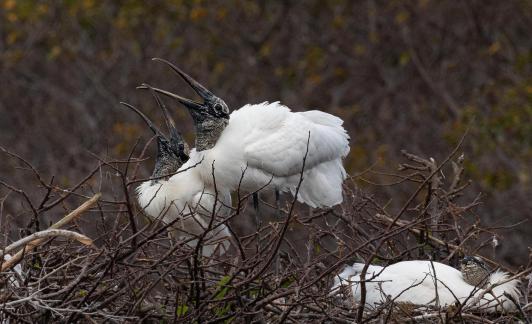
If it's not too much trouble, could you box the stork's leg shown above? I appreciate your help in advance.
[275,189,281,217]
[253,192,261,229]
[253,192,260,212]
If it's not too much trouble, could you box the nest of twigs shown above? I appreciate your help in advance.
[1,144,530,323]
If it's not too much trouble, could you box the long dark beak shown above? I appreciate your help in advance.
[144,84,189,159]
[143,83,179,139]
[120,101,165,139]
[137,58,216,111]
[153,58,215,100]
[137,85,204,111]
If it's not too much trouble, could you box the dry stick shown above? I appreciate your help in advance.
[1,229,92,257]
[41,164,102,211]
[375,213,460,251]
[374,213,503,270]
[1,193,101,271]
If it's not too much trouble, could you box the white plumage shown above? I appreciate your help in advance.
[145,59,350,209]
[332,260,520,312]
[136,162,232,257]
[190,102,350,208]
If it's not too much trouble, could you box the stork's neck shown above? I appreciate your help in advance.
[151,146,182,184]
[195,118,229,151]
[151,161,177,184]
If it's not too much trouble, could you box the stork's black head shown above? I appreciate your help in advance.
[138,58,230,151]
[460,255,491,287]
[461,256,490,273]
[120,87,189,181]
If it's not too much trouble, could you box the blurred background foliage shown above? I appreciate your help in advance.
[0,0,530,265]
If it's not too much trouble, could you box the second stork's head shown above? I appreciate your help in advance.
[139,58,230,151]
[121,87,189,183]
[460,256,491,287]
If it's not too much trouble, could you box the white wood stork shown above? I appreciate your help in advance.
[122,90,231,257]
[142,59,350,209]
[331,257,520,312]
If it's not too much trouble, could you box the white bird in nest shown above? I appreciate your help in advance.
[121,89,231,257]
[331,256,520,313]
[142,58,350,209]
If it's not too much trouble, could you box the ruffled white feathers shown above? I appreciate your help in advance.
[193,102,350,208]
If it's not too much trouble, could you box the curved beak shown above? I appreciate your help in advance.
[137,58,216,112]
[144,84,189,160]
[143,83,179,138]
[120,100,189,164]
[153,58,215,101]
[120,101,165,139]
[137,85,204,111]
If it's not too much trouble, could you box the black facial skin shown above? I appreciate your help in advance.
[137,58,231,151]
[461,256,489,271]
[120,89,189,182]
[185,96,229,125]
[208,97,230,119]
[460,256,491,287]
[152,132,188,181]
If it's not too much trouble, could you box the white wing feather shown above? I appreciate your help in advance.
[238,103,349,176]
[196,102,350,208]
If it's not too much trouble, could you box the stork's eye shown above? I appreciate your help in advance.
[213,103,227,116]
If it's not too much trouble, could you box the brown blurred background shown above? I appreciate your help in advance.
[0,1,530,265]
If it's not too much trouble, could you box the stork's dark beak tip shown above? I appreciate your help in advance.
[150,58,215,102]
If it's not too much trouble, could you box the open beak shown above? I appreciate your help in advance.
[137,58,216,111]
[143,83,180,140]
[120,100,189,162]
[144,84,190,159]
[120,101,166,139]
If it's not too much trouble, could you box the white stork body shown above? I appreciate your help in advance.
[137,162,231,257]
[332,261,520,312]
[137,163,231,256]
[182,102,349,208]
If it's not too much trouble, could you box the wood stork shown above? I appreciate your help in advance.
[142,59,350,209]
[122,90,231,257]
[331,257,520,312]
